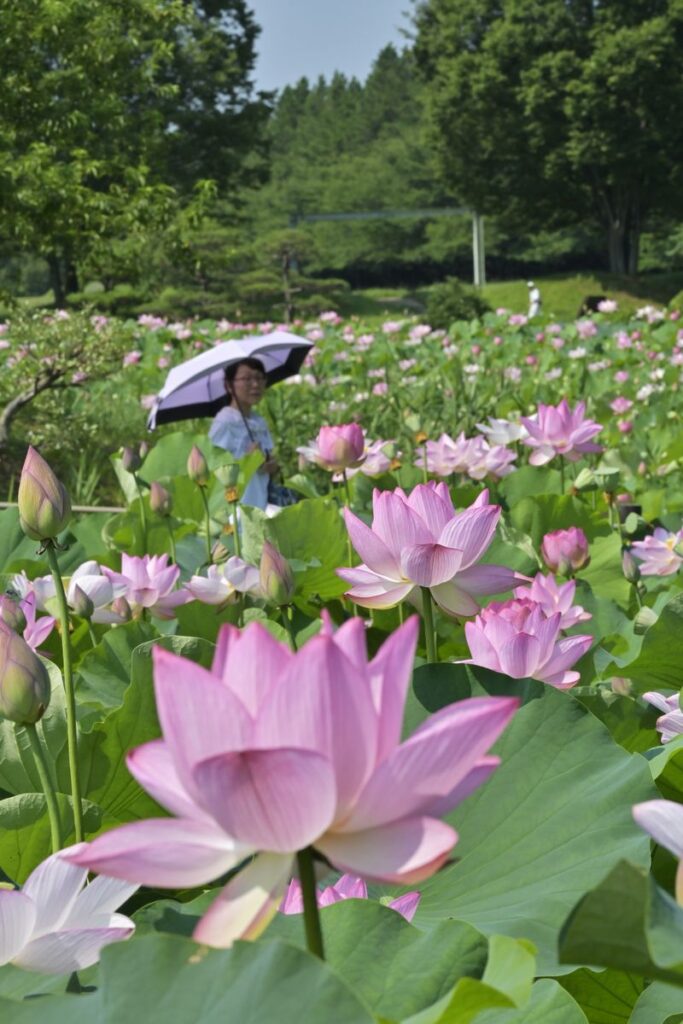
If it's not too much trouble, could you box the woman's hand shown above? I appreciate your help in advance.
[261,457,280,477]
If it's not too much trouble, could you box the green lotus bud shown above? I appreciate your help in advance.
[121,446,142,473]
[187,445,210,486]
[215,463,240,488]
[573,468,597,492]
[211,540,229,564]
[18,447,71,542]
[150,482,173,516]
[621,548,640,584]
[0,596,26,634]
[259,541,295,606]
[71,584,94,619]
[634,606,658,635]
[111,596,132,622]
[138,441,150,461]
[0,622,51,724]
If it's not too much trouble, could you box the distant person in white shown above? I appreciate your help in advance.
[527,280,541,319]
[208,358,279,509]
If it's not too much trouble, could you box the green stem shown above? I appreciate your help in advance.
[421,586,437,663]
[284,605,298,651]
[165,518,177,563]
[134,474,148,550]
[633,582,643,609]
[45,543,83,843]
[559,458,565,494]
[23,723,62,853]
[231,503,241,559]
[296,847,325,959]
[87,621,98,649]
[199,485,212,565]
[342,470,352,509]
[398,601,405,625]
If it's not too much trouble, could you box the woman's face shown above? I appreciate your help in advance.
[228,365,266,410]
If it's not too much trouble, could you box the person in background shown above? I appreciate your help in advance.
[527,280,542,319]
[208,358,279,509]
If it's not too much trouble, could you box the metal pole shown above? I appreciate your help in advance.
[472,213,486,288]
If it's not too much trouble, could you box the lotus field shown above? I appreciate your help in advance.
[3,301,683,1021]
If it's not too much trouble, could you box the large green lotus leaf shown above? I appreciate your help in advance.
[0,507,88,573]
[68,512,116,564]
[85,636,214,825]
[620,593,683,692]
[74,620,158,729]
[559,860,683,987]
[630,982,683,1023]
[573,689,659,754]
[0,963,73,1000]
[0,995,96,1023]
[174,596,240,642]
[138,431,233,479]
[508,493,609,546]
[0,794,104,883]
[409,688,655,975]
[101,503,196,558]
[579,533,632,607]
[498,466,562,505]
[241,497,348,600]
[559,967,644,1023]
[404,979,587,1024]
[649,738,683,802]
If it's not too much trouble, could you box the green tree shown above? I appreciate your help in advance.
[414,0,683,273]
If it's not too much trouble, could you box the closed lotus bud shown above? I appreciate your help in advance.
[0,622,51,724]
[211,540,229,564]
[0,596,26,634]
[150,482,172,516]
[541,527,590,575]
[187,445,210,486]
[111,596,132,622]
[259,541,295,606]
[18,447,71,542]
[573,468,597,492]
[138,441,150,461]
[316,424,366,472]
[621,548,640,584]
[71,584,94,619]
[634,606,658,635]
[215,463,240,488]
[121,446,141,473]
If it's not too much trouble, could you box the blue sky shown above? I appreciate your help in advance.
[248,0,411,93]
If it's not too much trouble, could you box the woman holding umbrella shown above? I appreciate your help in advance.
[208,358,280,509]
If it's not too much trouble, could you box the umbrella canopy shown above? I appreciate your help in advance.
[147,331,313,429]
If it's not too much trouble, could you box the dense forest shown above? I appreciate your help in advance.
[1,0,682,318]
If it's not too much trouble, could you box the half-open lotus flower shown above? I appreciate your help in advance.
[513,573,591,631]
[630,528,683,576]
[339,484,521,616]
[299,424,366,473]
[187,557,261,605]
[632,800,683,903]
[67,561,127,624]
[102,554,189,620]
[464,598,592,689]
[65,616,517,948]
[0,847,136,973]
[280,874,420,922]
[521,399,602,465]
[643,691,683,743]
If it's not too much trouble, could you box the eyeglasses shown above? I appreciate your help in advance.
[232,374,266,385]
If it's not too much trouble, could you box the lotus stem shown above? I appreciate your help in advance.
[87,621,98,649]
[284,605,298,652]
[231,502,241,560]
[44,543,83,842]
[342,470,352,509]
[559,458,565,494]
[165,519,177,563]
[421,586,437,663]
[133,473,148,550]
[296,847,325,959]
[199,485,212,565]
[23,723,62,853]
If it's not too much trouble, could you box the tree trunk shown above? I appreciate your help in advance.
[48,254,66,307]
[64,259,79,297]
[603,193,641,275]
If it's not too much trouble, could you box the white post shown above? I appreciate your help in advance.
[472,212,486,287]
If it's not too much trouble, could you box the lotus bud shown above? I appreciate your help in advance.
[0,596,26,634]
[610,677,632,697]
[621,548,640,584]
[634,606,658,635]
[573,468,597,492]
[215,464,240,487]
[150,482,172,516]
[259,541,295,606]
[315,424,366,472]
[17,447,71,542]
[187,445,210,487]
[111,596,132,622]
[541,527,590,575]
[138,441,150,461]
[121,446,141,473]
[71,584,94,619]
[0,622,51,724]
[211,540,229,564]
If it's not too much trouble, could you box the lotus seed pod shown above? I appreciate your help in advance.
[18,447,71,542]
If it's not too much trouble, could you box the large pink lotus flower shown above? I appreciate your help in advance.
[103,554,189,620]
[541,527,590,575]
[630,528,683,576]
[632,800,683,902]
[513,573,591,631]
[298,424,366,473]
[64,616,517,948]
[280,874,420,922]
[521,399,603,465]
[643,691,683,743]
[463,599,592,689]
[0,847,136,973]
[339,484,521,616]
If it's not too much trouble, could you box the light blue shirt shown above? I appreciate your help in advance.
[209,406,274,509]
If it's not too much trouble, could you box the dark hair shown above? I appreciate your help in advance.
[224,357,266,405]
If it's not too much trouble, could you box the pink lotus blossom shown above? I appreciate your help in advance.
[576,320,598,339]
[618,420,633,434]
[610,397,633,414]
[299,424,366,473]
[597,299,618,313]
[0,847,136,973]
[332,439,395,481]
[68,561,130,624]
[541,528,590,575]
[464,599,592,689]
[522,399,602,466]
[122,351,142,367]
[415,433,475,477]
[642,692,683,743]
[103,554,189,619]
[280,874,420,922]
[513,573,591,630]
[632,801,683,903]
[630,528,683,576]
[65,617,517,948]
[339,484,521,616]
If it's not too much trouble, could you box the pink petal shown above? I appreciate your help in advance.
[453,564,520,596]
[340,697,517,831]
[339,571,415,609]
[68,875,139,925]
[126,740,210,821]
[539,634,592,680]
[400,544,464,587]
[372,490,434,558]
[212,622,291,716]
[317,816,456,884]
[331,617,368,668]
[13,922,133,973]
[438,506,500,569]
[463,621,501,672]
[406,486,457,537]
[0,890,36,965]
[343,508,400,578]
[279,878,304,914]
[193,852,293,947]
[63,818,247,888]
[498,634,541,678]
[388,891,421,921]
[331,875,368,900]
[369,616,420,764]
[431,582,481,617]
[632,799,683,858]
[255,635,378,813]
[191,747,337,852]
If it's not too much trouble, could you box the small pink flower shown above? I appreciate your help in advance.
[541,528,590,574]
[630,529,683,576]
[280,874,421,922]
[617,420,633,434]
[123,351,142,367]
[522,400,602,465]
[643,692,683,743]
[513,573,591,630]
[610,397,633,414]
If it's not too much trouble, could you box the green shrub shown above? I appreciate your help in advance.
[426,277,491,330]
